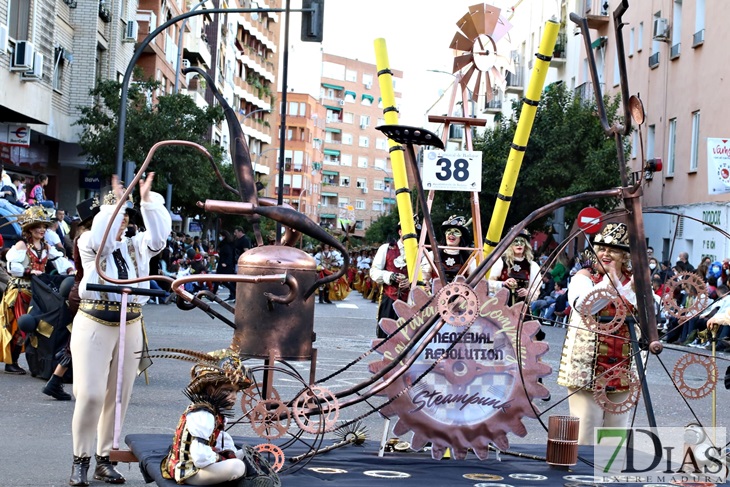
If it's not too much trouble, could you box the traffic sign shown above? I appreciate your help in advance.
[577,207,603,235]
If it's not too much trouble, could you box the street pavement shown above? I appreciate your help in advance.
[0,289,725,486]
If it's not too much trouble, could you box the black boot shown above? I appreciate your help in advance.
[94,455,125,484]
[5,346,26,375]
[43,374,72,401]
[69,456,90,486]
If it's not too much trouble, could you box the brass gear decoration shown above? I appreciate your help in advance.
[249,399,291,440]
[436,281,480,327]
[576,287,628,335]
[672,353,717,400]
[369,279,550,460]
[661,271,709,321]
[253,443,285,472]
[292,385,340,434]
[241,382,280,415]
[592,367,641,414]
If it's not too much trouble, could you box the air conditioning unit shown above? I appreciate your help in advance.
[0,24,8,54]
[124,20,138,42]
[653,18,670,41]
[182,59,191,69]
[11,40,34,71]
[338,99,345,105]
[362,187,368,194]
[360,122,368,129]
[21,52,43,81]
[364,82,372,89]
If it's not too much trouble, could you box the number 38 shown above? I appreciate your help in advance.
[436,157,470,182]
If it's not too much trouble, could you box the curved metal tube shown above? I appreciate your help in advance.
[263,273,299,305]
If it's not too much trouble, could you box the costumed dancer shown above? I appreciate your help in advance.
[0,207,74,374]
[161,350,252,485]
[370,223,428,339]
[424,215,475,285]
[42,197,100,401]
[488,229,541,307]
[354,249,372,293]
[314,244,342,304]
[69,174,171,486]
[557,223,637,445]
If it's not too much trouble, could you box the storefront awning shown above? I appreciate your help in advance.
[325,127,341,133]
[320,213,337,219]
[322,83,344,91]
[321,192,338,197]
[322,170,339,176]
[324,105,342,112]
[361,94,374,103]
[323,149,340,156]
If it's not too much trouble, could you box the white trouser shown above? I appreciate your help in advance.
[186,460,246,485]
[70,313,142,457]
[568,388,631,445]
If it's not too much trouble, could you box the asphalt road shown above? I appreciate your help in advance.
[0,289,725,486]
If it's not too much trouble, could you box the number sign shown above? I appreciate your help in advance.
[422,150,482,192]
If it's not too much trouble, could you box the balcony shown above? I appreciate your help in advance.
[184,27,212,69]
[574,81,601,106]
[482,93,502,114]
[583,0,609,29]
[505,56,523,93]
[551,32,567,67]
[648,52,659,69]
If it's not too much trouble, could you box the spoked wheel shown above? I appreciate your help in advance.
[228,363,338,474]
[517,210,730,463]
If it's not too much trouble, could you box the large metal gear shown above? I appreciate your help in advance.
[576,287,628,335]
[672,353,717,400]
[368,277,550,460]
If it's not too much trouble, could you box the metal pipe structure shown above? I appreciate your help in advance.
[113,5,313,179]
[482,19,559,257]
[373,38,420,283]
[275,0,291,244]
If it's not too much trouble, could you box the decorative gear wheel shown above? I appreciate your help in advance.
[253,443,285,472]
[661,271,709,321]
[249,399,291,440]
[592,367,641,414]
[292,385,340,434]
[672,353,717,400]
[576,287,628,335]
[369,278,550,460]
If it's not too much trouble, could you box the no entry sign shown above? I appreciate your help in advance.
[577,207,603,235]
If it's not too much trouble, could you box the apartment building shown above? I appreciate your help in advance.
[266,92,324,221]
[0,0,137,210]
[475,0,729,265]
[312,54,402,236]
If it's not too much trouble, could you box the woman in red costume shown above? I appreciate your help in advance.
[0,206,73,374]
[557,223,637,444]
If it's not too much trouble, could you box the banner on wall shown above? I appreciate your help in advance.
[707,138,730,194]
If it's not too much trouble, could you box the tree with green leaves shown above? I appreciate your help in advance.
[431,82,624,236]
[75,75,230,219]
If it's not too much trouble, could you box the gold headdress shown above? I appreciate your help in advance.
[18,206,52,231]
[592,222,630,251]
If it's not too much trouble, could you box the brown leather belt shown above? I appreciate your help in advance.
[79,299,142,324]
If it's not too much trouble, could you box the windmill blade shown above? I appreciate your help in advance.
[493,52,514,73]
[471,70,483,103]
[492,14,513,43]
[456,11,479,41]
[460,64,477,90]
[469,3,501,36]
[449,31,473,51]
[452,53,473,73]
[489,67,507,92]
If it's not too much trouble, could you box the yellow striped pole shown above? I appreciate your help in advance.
[483,19,560,257]
[374,38,419,281]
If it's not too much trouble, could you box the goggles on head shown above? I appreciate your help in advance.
[445,228,462,238]
[512,237,528,247]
